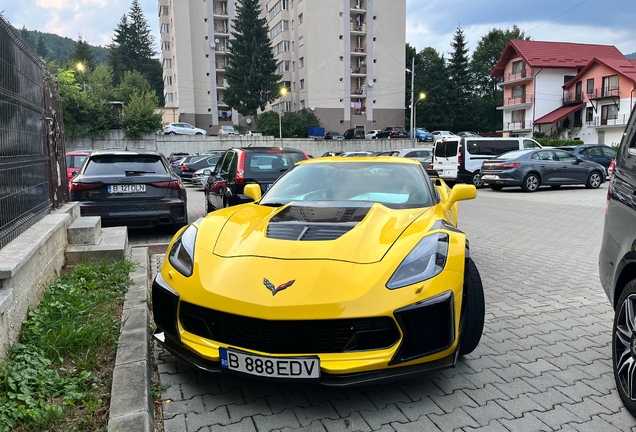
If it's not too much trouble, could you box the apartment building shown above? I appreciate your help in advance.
[159,0,406,135]
[490,40,628,142]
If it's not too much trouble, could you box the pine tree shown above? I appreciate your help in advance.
[73,36,96,70]
[127,0,156,61]
[36,34,48,59]
[20,26,33,49]
[224,0,282,121]
[448,25,474,132]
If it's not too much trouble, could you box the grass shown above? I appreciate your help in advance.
[0,259,134,432]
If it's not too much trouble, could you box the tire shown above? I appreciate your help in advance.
[612,279,636,415]
[195,132,202,136]
[471,171,484,188]
[459,257,485,356]
[489,185,503,191]
[521,173,540,192]
[586,171,602,189]
[167,131,176,135]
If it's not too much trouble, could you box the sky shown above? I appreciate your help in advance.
[2,0,636,57]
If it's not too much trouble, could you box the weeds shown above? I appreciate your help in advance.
[0,260,133,431]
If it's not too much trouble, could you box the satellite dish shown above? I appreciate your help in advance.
[179,109,185,114]
[368,80,374,87]
[210,42,216,48]
[246,118,252,124]
[309,106,315,111]
[215,38,220,43]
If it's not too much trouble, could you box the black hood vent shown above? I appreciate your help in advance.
[267,205,369,241]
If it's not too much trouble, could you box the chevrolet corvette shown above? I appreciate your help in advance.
[152,157,484,385]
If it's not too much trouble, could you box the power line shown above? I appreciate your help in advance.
[526,0,592,34]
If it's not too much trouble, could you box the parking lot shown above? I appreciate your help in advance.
[147,182,636,432]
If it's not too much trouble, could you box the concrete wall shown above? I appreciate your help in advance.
[66,132,428,157]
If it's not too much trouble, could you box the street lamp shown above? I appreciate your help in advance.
[279,87,287,143]
[75,62,86,91]
[406,57,415,139]
[413,92,426,143]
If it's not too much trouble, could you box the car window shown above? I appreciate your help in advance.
[246,152,305,174]
[434,141,459,158]
[523,139,541,149]
[533,150,554,161]
[578,147,588,155]
[83,155,167,176]
[497,150,529,160]
[218,152,233,174]
[261,162,433,209]
[67,155,87,168]
[589,147,604,156]
[602,146,617,157]
[555,150,577,162]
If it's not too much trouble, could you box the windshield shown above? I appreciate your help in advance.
[495,150,529,160]
[260,162,433,209]
[83,155,167,176]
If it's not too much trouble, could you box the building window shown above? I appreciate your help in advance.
[161,5,169,16]
[511,109,524,125]
[512,60,525,77]
[512,85,526,101]
[165,93,174,102]
[602,75,619,96]
[276,60,291,73]
[587,78,594,94]
[300,100,305,109]
[300,79,304,89]
[162,59,172,68]
[299,57,304,68]
[298,13,303,24]
[164,76,172,85]
[282,81,291,91]
[161,24,170,33]
[298,36,304,47]
[272,40,290,55]
[586,107,594,122]
[162,41,171,51]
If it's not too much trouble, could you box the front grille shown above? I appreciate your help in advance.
[266,223,354,241]
[180,302,399,354]
[81,205,172,215]
[391,291,454,364]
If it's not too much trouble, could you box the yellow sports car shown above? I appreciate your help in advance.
[152,157,484,385]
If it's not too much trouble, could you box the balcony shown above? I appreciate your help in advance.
[562,92,584,105]
[218,109,232,122]
[504,120,533,132]
[215,45,229,54]
[497,94,534,109]
[502,69,532,85]
[216,79,228,89]
[213,4,228,17]
[350,0,367,12]
[352,87,367,97]
[588,88,620,99]
[215,61,227,71]
[350,23,367,34]
[351,45,366,55]
[351,105,366,117]
[351,65,367,76]
[586,114,629,127]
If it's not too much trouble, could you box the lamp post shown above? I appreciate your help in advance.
[76,62,86,91]
[413,92,426,143]
[279,87,287,146]
[406,57,415,140]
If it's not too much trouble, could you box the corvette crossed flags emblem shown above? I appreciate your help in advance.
[263,278,295,296]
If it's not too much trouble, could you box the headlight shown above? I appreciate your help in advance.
[386,233,449,289]
[168,224,197,277]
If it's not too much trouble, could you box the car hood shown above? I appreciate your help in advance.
[199,203,433,264]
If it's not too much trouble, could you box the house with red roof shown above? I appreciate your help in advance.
[491,40,634,144]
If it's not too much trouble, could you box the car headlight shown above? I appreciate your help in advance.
[168,224,197,277]
[386,233,449,289]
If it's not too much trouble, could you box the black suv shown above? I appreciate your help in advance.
[343,127,365,139]
[205,147,308,212]
[376,126,408,139]
[600,108,636,415]
[69,149,188,229]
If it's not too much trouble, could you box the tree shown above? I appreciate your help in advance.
[36,35,48,59]
[19,26,33,49]
[87,64,114,102]
[109,14,133,83]
[115,70,150,104]
[448,25,474,132]
[282,109,322,138]
[256,111,280,137]
[414,47,453,131]
[72,36,96,70]
[224,0,281,122]
[121,90,163,138]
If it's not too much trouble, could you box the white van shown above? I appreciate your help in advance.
[432,137,543,186]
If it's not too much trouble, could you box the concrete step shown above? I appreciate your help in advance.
[65,226,128,265]
[67,216,102,245]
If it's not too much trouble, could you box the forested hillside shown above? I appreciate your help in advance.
[626,52,636,60]
[15,26,109,63]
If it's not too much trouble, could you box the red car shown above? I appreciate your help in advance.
[66,151,90,182]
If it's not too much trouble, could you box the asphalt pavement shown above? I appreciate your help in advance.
[149,182,636,431]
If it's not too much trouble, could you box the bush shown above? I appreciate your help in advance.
[535,138,584,147]
[121,90,163,138]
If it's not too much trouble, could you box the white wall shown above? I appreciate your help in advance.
[533,68,578,120]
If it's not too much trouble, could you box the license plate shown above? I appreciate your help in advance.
[108,184,146,194]
[481,175,499,180]
[219,348,320,380]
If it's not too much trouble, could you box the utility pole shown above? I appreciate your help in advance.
[409,57,415,140]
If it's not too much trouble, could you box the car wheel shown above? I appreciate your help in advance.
[489,185,503,191]
[612,279,636,416]
[521,173,540,192]
[471,171,484,188]
[167,131,176,135]
[195,132,202,135]
[459,257,485,356]
[550,185,561,189]
[586,171,602,189]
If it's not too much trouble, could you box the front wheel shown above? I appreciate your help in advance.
[521,173,540,192]
[613,279,636,415]
[459,257,485,355]
[586,171,602,189]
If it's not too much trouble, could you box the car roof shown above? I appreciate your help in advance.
[300,156,421,165]
[230,147,304,152]
[89,149,162,157]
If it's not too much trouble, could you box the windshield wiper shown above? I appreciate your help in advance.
[261,202,286,207]
[125,170,155,175]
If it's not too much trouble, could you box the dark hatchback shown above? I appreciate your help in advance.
[205,147,308,212]
[376,126,408,139]
[559,144,616,171]
[69,150,187,229]
[172,155,201,173]
[599,108,636,415]
[480,148,605,192]
[178,155,222,183]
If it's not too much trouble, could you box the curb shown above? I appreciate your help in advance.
[108,247,155,432]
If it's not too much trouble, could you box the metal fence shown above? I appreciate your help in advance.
[0,17,66,250]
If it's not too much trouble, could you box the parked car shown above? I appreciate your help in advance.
[164,122,207,136]
[341,151,374,157]
[375,150,399,156]
[68,149,187,229]
[599,108,636,415]
[431,131,458,142]
[65,151,90,181]
[324,131,345,140]
[192,167,216,188]
[343,127,365,139]
[246,130,263,136]
[480,148,605,192]
[558,144,617,171]
[179,156,222,183]
[173,155,203,174]
[219,125,240,135]
[201,150,225,156]
[322,151,344,157]
[365,129,382,140]
[407,128,435,142]
[456,131,481,137]
[152,157,483,385]
[393,148,433,165]
[376,126,408,139]
[205,147,309,211]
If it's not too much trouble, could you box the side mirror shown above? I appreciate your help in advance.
[71,170,79,177]
[443,184,476,211]
[576,157,584,163]
[244,184,262,202]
